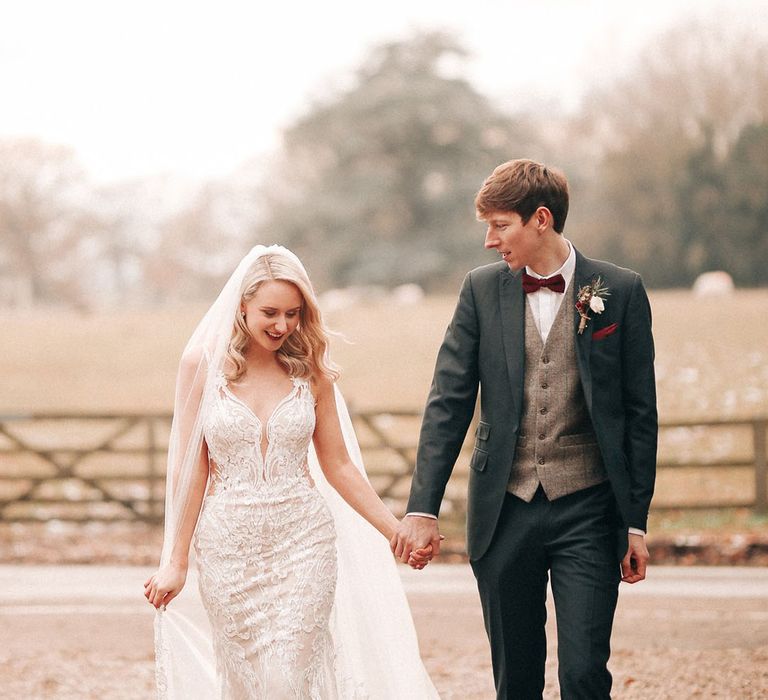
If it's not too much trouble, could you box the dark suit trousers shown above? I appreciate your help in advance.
[471,482,621,700]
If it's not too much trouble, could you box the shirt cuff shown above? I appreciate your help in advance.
[405,512,438,520]
[628,527,646,536]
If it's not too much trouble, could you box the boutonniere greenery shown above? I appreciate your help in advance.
[576,276,610,334]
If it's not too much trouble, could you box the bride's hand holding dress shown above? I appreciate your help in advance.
[144,563,187,609]
[144,348,210,611]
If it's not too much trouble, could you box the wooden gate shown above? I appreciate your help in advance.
[0,414,168,522]
[1,412,766,522]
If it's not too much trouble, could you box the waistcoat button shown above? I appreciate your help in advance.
[540,407,548,415]
[538,457,545,465]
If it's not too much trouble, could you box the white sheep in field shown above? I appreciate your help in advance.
[692,271,734,297]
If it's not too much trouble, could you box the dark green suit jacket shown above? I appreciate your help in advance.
[406,249,658,560]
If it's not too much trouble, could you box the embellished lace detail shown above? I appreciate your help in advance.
[154,609,171,699]
[194,373,339,699]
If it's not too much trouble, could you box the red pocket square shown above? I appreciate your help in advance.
[593,322,618,340]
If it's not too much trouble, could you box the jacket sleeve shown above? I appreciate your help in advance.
[406,272,480,516]
[620,274,658,530]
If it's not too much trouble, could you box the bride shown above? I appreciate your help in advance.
[143,245,439,699]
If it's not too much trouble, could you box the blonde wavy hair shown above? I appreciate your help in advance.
[226,252,340,383]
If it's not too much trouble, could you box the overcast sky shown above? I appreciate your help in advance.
[1,0,765,183]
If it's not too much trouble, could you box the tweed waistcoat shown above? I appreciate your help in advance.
[507,285,607,501]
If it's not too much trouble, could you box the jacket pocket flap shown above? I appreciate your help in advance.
[475,421,491,441]
[469,447,488,472]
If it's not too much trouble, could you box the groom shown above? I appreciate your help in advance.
[392,159,657,699]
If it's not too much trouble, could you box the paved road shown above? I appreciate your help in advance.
[5,562,768,602]
[2,565,767,698]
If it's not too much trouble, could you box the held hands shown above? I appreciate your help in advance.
[390,515,443,570]
[144,563,187,609]
[621,533,649,584]
[407,543,436,570]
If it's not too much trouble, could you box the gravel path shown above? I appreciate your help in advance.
[1,565,767,699]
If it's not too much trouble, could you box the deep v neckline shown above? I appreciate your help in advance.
[222,375,299,429]
[220,374,301,466]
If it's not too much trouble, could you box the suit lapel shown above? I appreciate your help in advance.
[573,249,596,413]
[499,267,525,418]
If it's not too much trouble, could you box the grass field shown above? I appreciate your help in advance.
[1,290,767,530]
[2,289,767,417]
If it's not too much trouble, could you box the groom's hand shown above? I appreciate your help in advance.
[621,533,649,583]
[390,515,441,564]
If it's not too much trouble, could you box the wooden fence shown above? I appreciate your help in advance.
[0,412,766,523]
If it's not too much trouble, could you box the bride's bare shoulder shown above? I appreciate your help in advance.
[309,372,334,401]
[177,346,213,389]
[180,345,205,368]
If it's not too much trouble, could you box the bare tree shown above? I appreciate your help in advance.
[145,176,260,304]
[92,176,203,307]
[0,139,102,307]
[571,22,768,285]
[578,22,768,158]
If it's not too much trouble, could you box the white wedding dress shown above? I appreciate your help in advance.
[195,371,344,698]
[154,244,439,700]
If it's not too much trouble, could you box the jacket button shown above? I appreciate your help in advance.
[538,433,545,440]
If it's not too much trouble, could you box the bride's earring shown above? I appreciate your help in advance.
[240,311,246,319]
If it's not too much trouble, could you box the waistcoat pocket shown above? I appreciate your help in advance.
[558,432,599,447]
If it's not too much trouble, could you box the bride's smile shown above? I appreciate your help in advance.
[239,279,302,353]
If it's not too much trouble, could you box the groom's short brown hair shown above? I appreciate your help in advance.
[475,159,570,233]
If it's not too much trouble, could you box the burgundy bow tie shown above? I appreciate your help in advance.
[522,272,566,294]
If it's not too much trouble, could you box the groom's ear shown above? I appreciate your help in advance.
[534,206,553,231]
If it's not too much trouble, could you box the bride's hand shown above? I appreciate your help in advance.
[408,544,434,570]
[406,534,446,570]
[144,564,187,609]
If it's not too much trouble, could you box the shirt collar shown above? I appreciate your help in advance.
[525,239,575,286]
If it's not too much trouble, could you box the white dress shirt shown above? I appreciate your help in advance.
[408,240,645,536]
[525,240,575,343]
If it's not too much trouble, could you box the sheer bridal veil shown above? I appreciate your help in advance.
[154,244,439,699]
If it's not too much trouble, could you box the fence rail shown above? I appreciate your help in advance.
[0,412,765,522]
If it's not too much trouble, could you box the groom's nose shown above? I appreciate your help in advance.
[484,227,499,249]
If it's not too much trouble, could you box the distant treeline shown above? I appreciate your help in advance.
[1,23,766,308]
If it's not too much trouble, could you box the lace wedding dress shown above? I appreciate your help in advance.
[194,371,341,698]
[153,244,439,700]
